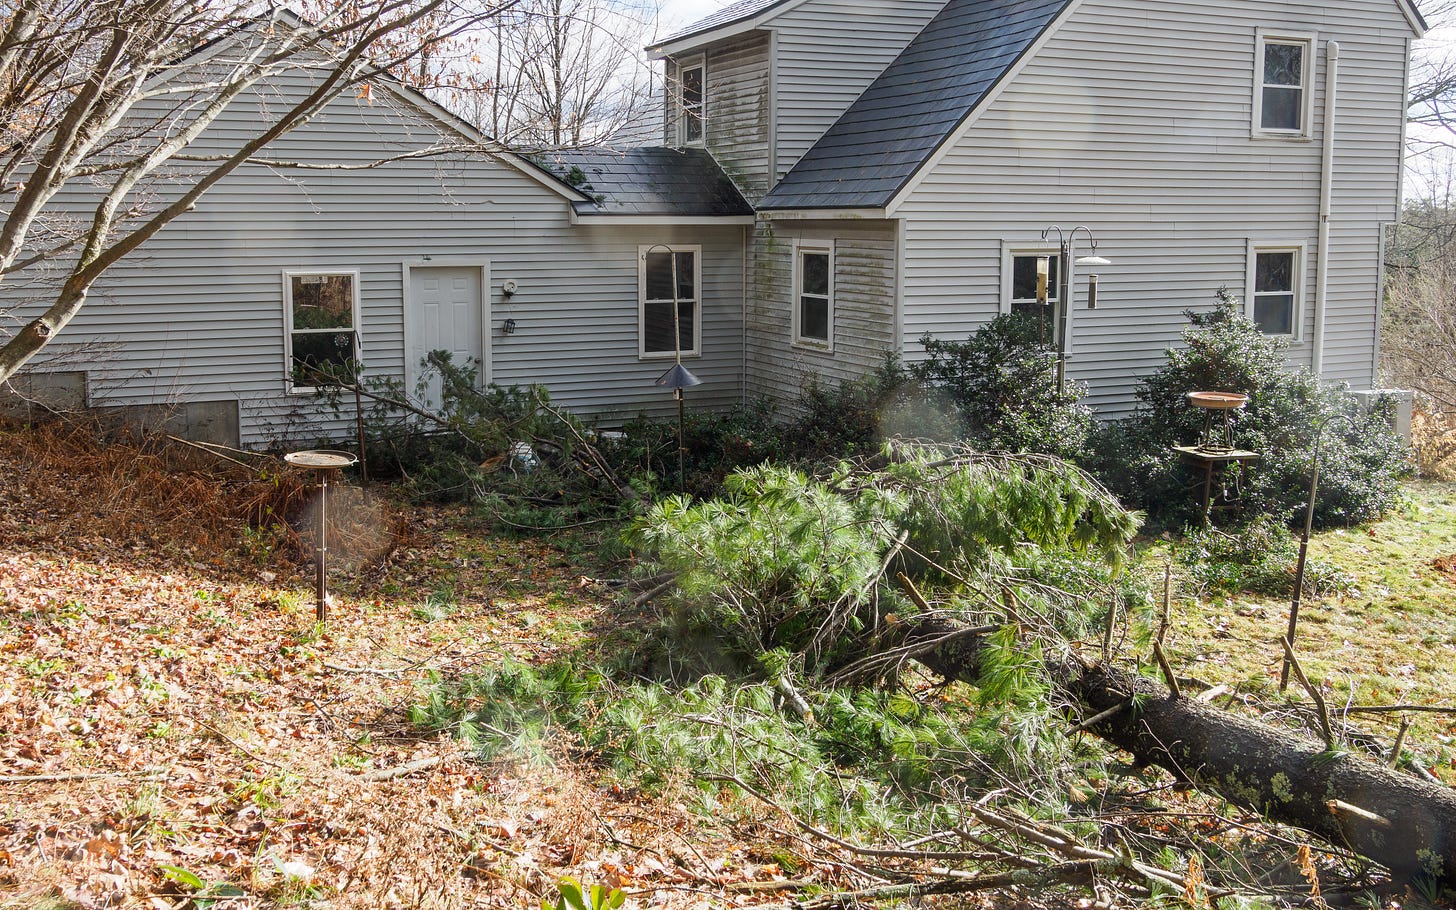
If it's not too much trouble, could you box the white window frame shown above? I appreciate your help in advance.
[792,240,834,351]
[676,56,705,147]
[1252,30,1315,140]
[1000,243,1061,315]
[1245,241,1305,339]
[638,244,702,360]
[282,269,362,393]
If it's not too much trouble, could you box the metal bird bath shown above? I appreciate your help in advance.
[1186,391,1248,454]
[284,449,358,621]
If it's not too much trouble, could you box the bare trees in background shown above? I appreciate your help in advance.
[1384,2,1456,411]
[429,0,663,149]
[0,0,514,385]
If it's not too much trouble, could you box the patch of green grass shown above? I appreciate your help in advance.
[1164,481,1456,781]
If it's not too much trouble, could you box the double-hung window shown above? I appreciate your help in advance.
[639,245,700,358]
[793,243,833,349]
[1248,245,1302,337]
[1004,249,1059,316]
[677,59,704,146]
[1254,32,1313,137]
[283,271,360,390]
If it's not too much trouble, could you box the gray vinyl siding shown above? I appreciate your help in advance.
[746,219,897,404]
[770,0,946,181]
[895,0,1408,419]
[10,79,745,447]
[704,33,773,203]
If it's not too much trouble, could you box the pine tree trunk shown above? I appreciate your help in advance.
[908,617,1456,886]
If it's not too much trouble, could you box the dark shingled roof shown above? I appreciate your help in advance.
[758,0,1072,210]
[652,0,792,49]
[546,147,754,217]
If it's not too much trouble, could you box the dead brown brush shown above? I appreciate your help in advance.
[1411,407,1456,480]
[0,416,405,568]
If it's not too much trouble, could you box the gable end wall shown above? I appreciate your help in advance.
[895,0,1408,418]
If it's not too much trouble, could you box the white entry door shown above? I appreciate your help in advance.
[407,265,486,414]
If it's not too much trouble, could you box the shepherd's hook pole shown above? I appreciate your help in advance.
[316,471,329,622]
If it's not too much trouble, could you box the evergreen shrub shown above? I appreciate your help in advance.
[1085,292,1411,528]
[909,313,1096,460]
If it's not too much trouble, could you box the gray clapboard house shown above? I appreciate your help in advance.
[2,45,754,447]
[647,0,1425,416]
[2,0,1425,447]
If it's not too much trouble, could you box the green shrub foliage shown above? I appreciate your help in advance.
[1177,515,1351,598]
[626,443,1141,675]
[910,313,1096,460]
[1087,292,1410,528]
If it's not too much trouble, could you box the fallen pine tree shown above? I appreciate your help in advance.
[628,443,1456,895]
[907,613,1456,888]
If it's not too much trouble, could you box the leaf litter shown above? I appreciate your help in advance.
[0,423,784,909]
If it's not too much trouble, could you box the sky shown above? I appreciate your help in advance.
[657,0,732,36]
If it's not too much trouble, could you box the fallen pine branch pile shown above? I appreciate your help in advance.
[624,442,1456,899]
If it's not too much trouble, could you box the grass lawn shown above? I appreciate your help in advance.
[1159,482,1456,782]
[2,422,1454,908]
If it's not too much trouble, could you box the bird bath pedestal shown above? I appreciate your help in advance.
[284,449,358,621]
[1176,392,1259,522]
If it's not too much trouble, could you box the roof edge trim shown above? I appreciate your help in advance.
[569,211,758,224]
[369,80,589,202]
[1399,0,1429,37]
[755,207,890,219]
[646,0,805,57]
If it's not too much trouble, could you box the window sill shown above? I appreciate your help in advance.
[1249,131,1313,142]
[639,351,703,362]
[792,339,834,354]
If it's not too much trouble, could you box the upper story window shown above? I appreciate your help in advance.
[1248,244,1303,337]
[678,59,704,146]
[793,242,833,350]
[639,245,700,358]
[284,270,360,391]
[1254,32,1313,138]
[1004,249,1059,316]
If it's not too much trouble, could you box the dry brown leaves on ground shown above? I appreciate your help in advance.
[0,423,794,909]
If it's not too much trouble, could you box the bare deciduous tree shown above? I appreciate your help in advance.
[0,0,513,386]
[436,0,661,148]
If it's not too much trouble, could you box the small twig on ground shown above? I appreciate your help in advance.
[0,769,168,784]
[1066,698,1133,736]
[362,755,443,781]
[632,575,678,607]
[792,862,1098,910]
[1280,636,1333,748]
[1389,716,1411,767]
[1152,642,1181,699]
[1339,704,1456,716]
[960,804,1194,892]
[724,878,816,893]
[196,720,289,771]
[1157,562,1172,646]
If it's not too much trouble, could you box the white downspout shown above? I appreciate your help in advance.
[1313,40,1339,378]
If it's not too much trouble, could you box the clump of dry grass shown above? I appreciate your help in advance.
[0,417,406,567]
[1412,408,1456,480]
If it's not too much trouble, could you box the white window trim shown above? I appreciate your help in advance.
[999,242,1060,315]
[1252,30,1316,140]
[1245,241,1306,340]
[676,56,706,147]
[791,240,834,352]
[282,269,362,393]
[638,244,702,360]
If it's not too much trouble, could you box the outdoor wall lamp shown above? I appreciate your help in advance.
[502,318,517,334]
[1040,225,1112,394]
[502,280,517,298]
